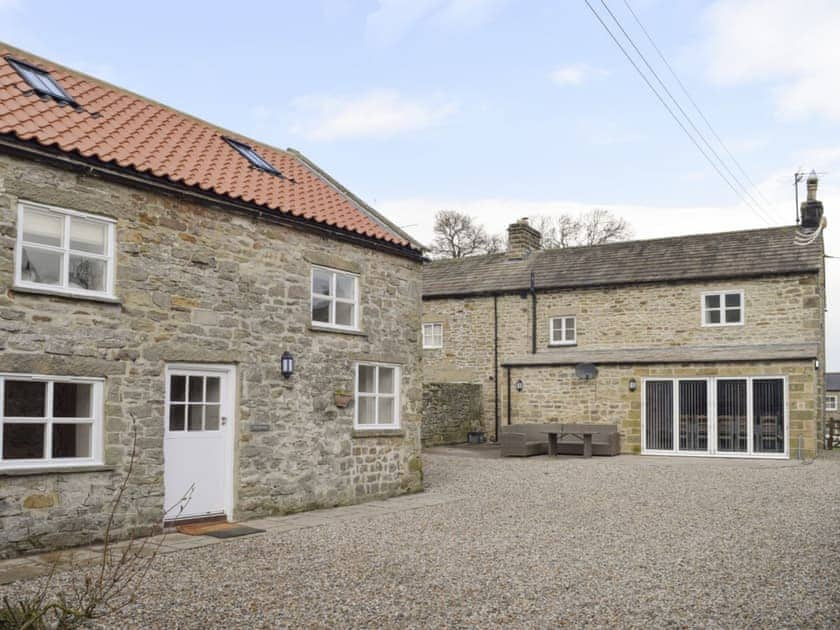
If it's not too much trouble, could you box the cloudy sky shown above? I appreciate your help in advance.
[2,0,838,367]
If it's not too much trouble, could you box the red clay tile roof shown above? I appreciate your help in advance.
[0,44,418,252]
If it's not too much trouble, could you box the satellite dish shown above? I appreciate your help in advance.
[575,363,598,380]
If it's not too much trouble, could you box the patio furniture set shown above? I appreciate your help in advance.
[499,423,621,458]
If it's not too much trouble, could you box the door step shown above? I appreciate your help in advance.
[164,513,227,529]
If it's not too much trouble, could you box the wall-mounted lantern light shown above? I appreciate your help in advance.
[515,379,524,392]
[281,351,295,379]
[815,359,820,371]
[628,377,637,392]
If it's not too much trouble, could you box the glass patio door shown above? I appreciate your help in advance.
[716,380,747,453]
[679,380,708,451]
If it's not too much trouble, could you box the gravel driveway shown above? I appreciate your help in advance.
[5,449,840,628]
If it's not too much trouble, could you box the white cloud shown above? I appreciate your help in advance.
[366,0,503,45]
[550,63,607,86]
[703,0,840,120]
[290,89,457,141]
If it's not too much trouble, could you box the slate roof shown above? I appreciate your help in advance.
[0,44,419,254]
[827,373,840,391]
[424,226,822,297]
[502,343,820,367]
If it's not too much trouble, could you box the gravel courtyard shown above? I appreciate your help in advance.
[5,449,840,628]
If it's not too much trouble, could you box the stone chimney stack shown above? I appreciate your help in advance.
[507,217,542,259]
[800,171,824,228]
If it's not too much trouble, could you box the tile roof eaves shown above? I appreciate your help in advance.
[0,133,423,261]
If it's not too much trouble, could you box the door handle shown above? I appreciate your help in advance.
[221,416,228,426]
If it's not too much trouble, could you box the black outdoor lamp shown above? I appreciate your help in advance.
[628,377,638,392]
[515,379,524,392]
[281,351,295,379]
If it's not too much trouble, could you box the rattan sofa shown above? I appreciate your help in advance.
[500,423,620,457]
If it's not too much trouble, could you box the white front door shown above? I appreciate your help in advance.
[163,364,235,521]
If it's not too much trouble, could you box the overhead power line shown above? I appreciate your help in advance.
[620,0,781,220]
[582,0,775,226]
[600,0,776,225]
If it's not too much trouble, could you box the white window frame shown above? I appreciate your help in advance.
[15,200,117,300]
[310,265,360,331]
[422,323,443,349]
[549,316,576,346]
[0,373,104,470]
[701,290,744,327]
[641,375,788,459]
[827,394,839,412]
[354,363,401,430]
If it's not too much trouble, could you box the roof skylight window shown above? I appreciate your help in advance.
[6,57,76,106]
[223,137,283,177]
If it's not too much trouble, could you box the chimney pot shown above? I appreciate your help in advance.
[801,171,824,228]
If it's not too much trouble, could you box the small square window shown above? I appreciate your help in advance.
[16,201,116,299]
[422,323,443,349]
[549,316,576,346]
[355,364,400,429]
[827,395,838,412]
[310,266,359,330]
[702,291,743,326]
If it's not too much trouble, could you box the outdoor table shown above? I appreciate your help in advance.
[541,426,595,458]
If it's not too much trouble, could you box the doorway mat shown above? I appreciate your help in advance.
[177,522,265,538]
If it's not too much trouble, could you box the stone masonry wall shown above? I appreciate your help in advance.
[423,272,823,445]
[421,382,483,446]
[0,154,423,558]
[501,360,818,457]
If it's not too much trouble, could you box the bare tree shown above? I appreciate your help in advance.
[430,210,501,258]
[533,209,632,248]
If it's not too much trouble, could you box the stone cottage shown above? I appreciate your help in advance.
[0,45,425,557]
[423,190,826,459]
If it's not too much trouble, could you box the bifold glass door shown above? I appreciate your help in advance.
[644,377,786,457]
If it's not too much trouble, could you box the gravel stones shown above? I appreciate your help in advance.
[3,451,839,628]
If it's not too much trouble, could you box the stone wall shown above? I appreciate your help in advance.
[423,272,824,446]
[421,382,483,446]
[502,360,818,457]
[0,153,423,558]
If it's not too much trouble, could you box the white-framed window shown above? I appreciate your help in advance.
[354,363,400,429]
[15,200,116,299]
[701,290,743,326]
[422,323,443,349]
[827,395,839,412]
[549,316,576,346]
[0,374,104,470]
[311,266,359,330]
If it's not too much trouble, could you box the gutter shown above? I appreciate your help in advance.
[0,135,424,263]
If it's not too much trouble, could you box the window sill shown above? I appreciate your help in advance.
[423,346,443,350]
[309,324,367,337]
[0,464,116,477]
[548,342,577,348]
[352,429,405,439]
[12,285,121,305]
